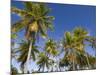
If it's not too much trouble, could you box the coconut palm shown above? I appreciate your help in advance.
[11,2,54,73]
[37,52,53,72]
[15,40,39,73]
[73,27,96,68]
[62,27,96,70]
[44,39,59,71]
[62,31,78,70]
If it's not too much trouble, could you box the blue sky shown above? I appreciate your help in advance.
[11,1,96,72]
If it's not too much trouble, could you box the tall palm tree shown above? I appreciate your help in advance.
[15,40,39,73]
[73,27,96,68]
[62,27,96,70]
[62,31,78,70]
[44,39,59,71]
[11,2,54,73]
[37,52,53,72]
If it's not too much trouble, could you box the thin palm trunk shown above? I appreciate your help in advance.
[72,52,75,70]
[38,66,41,72]
[72,58,75,70]
[85,54,91,69]
[24,40,33,73]
[43,64,45,72]
[59,66,61,71]
[21,66,24,73]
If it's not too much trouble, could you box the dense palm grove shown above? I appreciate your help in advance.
[11,2,96,75]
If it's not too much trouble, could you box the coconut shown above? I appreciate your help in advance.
[30,21,38,32]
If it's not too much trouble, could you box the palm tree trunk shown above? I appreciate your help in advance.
[72,53,75,70]
[24,40,33,73]
[59,66,61,71]
[72,59,75,70]
[38,66,41,72]
[42,65,45,72]
[85,54,90,69]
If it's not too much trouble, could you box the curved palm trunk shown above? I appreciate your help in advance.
[24,41,33,73]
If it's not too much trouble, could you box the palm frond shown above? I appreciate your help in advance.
[11,7,32,17]
[11,18,30,32]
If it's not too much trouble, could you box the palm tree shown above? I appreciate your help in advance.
[44,39,59,71]
[11,2,54,73]
[15,40,39,73]
[62,31,78,70]
[62,27,96,70]
[73,27,96,69]
[37,52,53,72]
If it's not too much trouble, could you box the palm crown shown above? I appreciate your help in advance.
[11,2,55,40]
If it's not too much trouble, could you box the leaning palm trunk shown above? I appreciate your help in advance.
[24,40,33,73]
